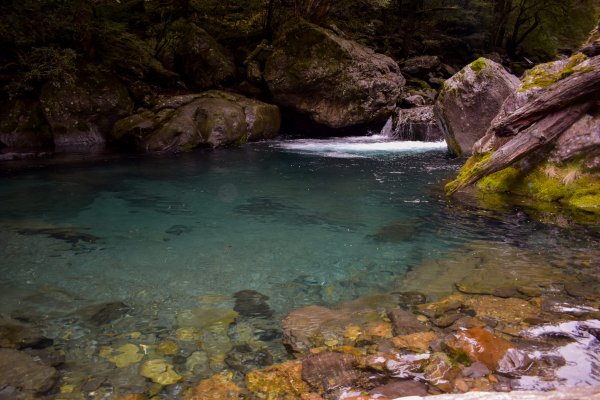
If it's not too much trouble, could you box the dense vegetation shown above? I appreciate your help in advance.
[1,0,598,103]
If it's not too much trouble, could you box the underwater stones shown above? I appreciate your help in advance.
[434,58,519,156]
[301,352,366,394]
[264,19,404,130]
[156,340,179,356]
[368,380,429,398]
[461,296,540,327]
[112,90,280,152]
[245,360,310,400]
[0,348,58,394]
[99,344,144,368]
[225,343,273,373]
[139,358,182,385]
[176,306,238,330]
[185,372,242,400]
[0,318,46,349]
[387,308,429,336]
[445,328,513,370]
[39,70,133,150]
[233,289,274,318]
[392,331,438,353]
[82,301,131,326]
[282,296,396,354]
[165,224,193,236]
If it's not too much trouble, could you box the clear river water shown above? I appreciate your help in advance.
[0,135,598,395]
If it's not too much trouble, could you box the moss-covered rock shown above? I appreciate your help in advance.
[434,58,519,156]
[39,70,133,150]
[112,90,280,152]
[0,98,53,150]
[264,19,404,130]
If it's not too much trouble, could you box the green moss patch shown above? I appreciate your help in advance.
[469,58,487,74]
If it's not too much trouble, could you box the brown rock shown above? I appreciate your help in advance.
[387,308,429,336]
[445,328,513,370]
[422,352,460,392]
[0,348,58,394]
[368,380,429,397]
[282,295,398,354]
[185,372,242,400]
[0,318,46,349]
[245,360,310,399]
[302,352,365,394]
[417,297,463,319]
[392,331,438,353]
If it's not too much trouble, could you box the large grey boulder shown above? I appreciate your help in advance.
[264,19,404,129]
[434,58,519,156]
[39,71,134,150]
[112,90,280,152]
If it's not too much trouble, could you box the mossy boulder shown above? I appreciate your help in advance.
[264,19,404,130]
[39,70,133,150]
[112,90,280,152]
[434,58,519,156]
[0,99,52,150]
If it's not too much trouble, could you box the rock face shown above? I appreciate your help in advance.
[112,90,280,152]
[0,99,52,150]
[39,70,134,150]
[264,19,404,129]
[434,58,519,156]
[383,106,444,142]
[170,22,236,90]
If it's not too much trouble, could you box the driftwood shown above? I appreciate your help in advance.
[491,55,600,136]
[446,101,594,195]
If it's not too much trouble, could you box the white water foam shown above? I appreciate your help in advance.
[274,135,447,158]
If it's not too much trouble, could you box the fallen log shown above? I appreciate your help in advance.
[491,55,600,137]
[446,101,594,195]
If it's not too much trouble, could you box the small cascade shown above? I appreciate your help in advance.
[380,116,395,138]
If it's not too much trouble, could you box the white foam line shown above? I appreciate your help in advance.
[273,137,447,157]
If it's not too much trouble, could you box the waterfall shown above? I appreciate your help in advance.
[380,116,395,138]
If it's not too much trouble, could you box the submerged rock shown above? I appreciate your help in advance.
[0,348,58,394]
[233,289,274,318]
[301,351,367,394]
[112,90,280,152]
[282,295,396,354]
[184,372,242,400]
[0,318,47,349]
[264,19,404,130]
[245,360,310,399]
[434,58,519,156]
